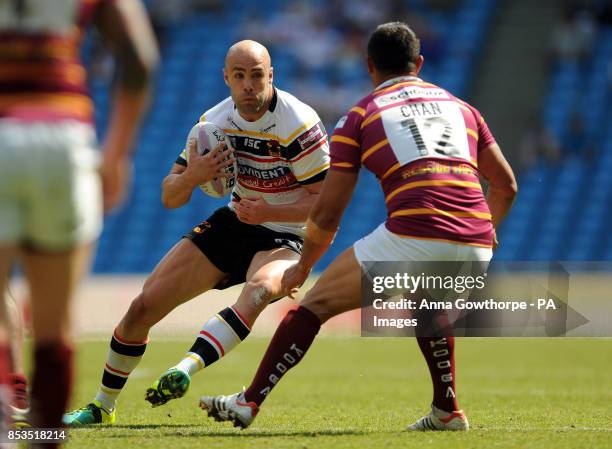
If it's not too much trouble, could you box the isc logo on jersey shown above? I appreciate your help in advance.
[185,122,237,198]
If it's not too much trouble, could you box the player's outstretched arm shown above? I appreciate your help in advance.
[478,143,518,228]
[301,169,359,268]
[95,0,160,212]
[282,170,359,294]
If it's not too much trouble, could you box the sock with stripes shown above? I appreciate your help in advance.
[94,330,147,412]
[173,307,251,376]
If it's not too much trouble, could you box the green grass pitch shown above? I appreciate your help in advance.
[65,337,611,449]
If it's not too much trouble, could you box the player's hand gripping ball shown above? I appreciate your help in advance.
[185,122,237,198]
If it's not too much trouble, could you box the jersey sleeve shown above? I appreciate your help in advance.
[329,107,364,172]
[287,121,330,185]
[475,111,496,152]
[175,149,187,166]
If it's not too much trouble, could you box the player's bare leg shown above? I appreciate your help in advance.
[149,248,299,407]
[0,247,17,432]
[203,243,470,431]
[297,248,363,321]
[408,303,468,431]
[200,247,362,428]
[5,287,29,424]
[116,239,226,342]
[5,291,24,378]
[235,247,301,324]
[64,239,226,426]
[18,243,93,431]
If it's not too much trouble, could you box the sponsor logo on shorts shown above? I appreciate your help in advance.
[193,221,212,234]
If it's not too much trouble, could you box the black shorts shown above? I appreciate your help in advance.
[183,207,303,289]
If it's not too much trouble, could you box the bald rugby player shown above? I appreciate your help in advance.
[64,40,330,426]
[200,22,517,431]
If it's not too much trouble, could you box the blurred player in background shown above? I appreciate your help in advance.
[201,22,517,431]
[63,40,330,426]
[4,286,28,427]
[0,0,158,438]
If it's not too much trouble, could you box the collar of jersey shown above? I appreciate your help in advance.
[375,76,422,90]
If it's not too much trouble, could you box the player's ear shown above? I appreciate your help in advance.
[415,55,424,74]
[268,66,274,84]
[223,68,230,87]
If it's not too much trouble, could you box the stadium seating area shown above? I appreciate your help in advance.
[495,26,612,261]
[88,0,611,273]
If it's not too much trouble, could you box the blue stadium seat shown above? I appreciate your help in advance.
[91,0,518,273]
[500,25,612,261]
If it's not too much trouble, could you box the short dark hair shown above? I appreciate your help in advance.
[367,22,420,74]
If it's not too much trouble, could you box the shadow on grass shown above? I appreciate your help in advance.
[78,424,392,438]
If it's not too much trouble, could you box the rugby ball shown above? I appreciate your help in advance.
[185,122,236,198]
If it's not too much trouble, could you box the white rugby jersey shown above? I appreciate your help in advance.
[177,88,330,236]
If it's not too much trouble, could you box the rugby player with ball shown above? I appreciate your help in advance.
[63,40,330,426]
[201,23,517,431]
